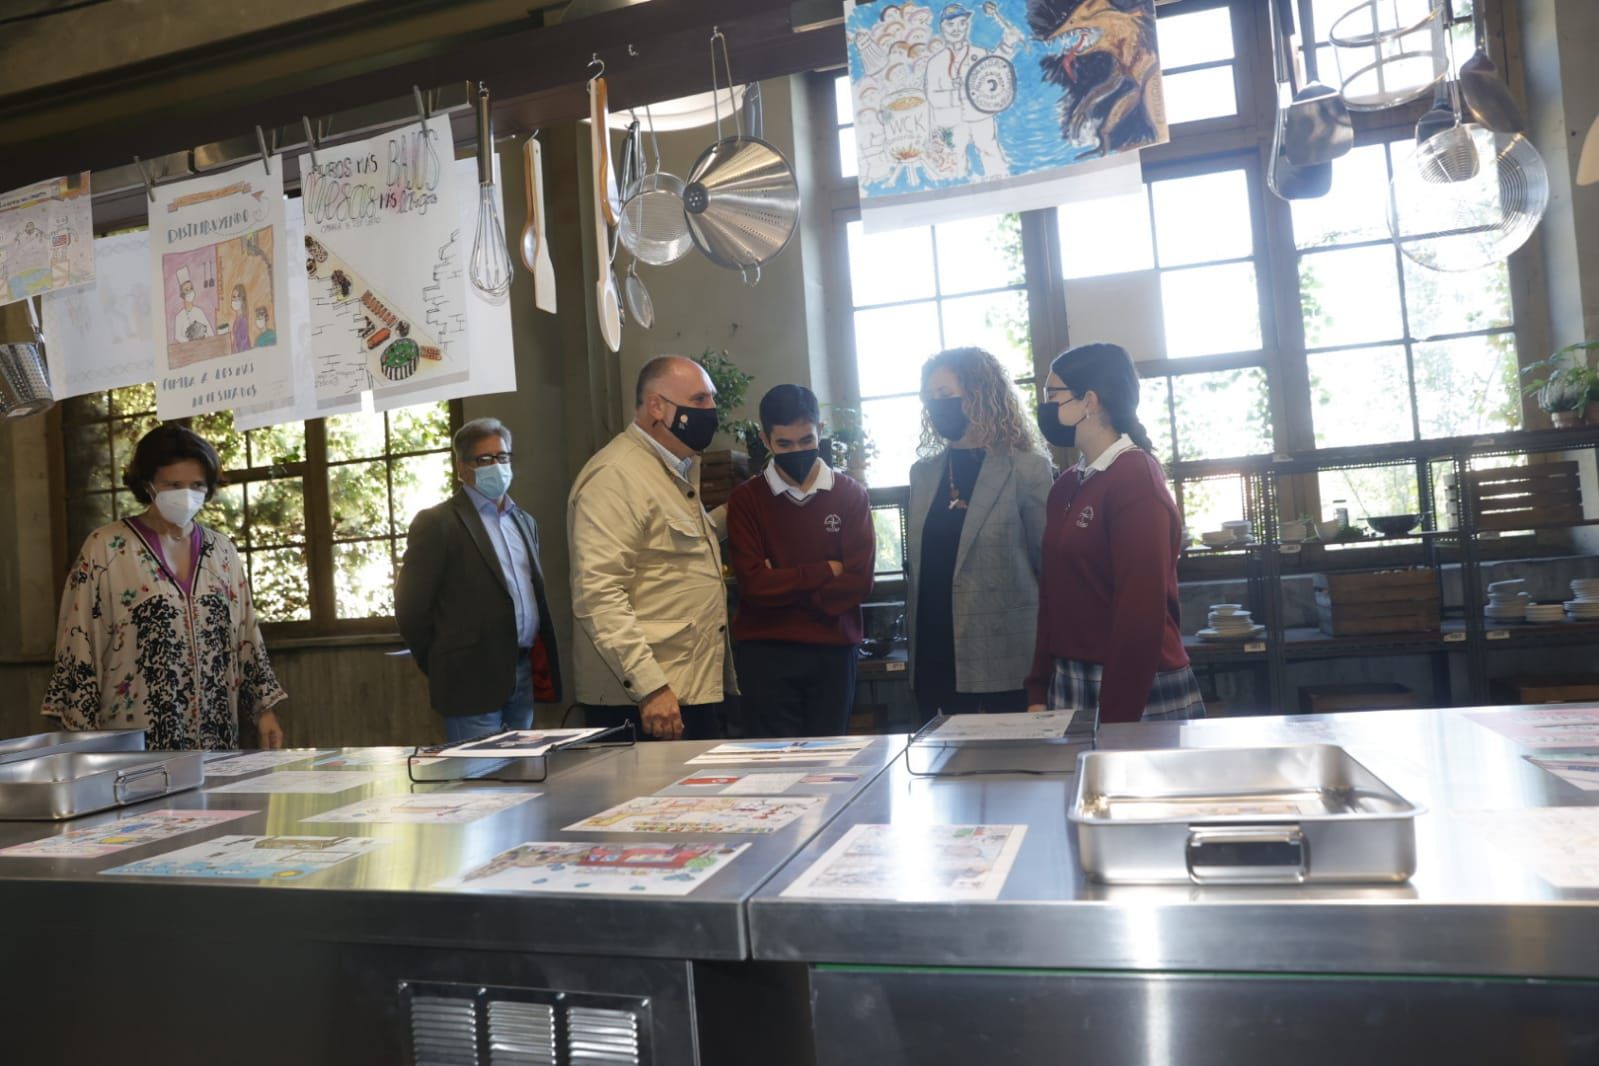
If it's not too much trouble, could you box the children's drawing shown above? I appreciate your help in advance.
[40,230,155,399]
[0,171,94,305]
[161,228,277,367]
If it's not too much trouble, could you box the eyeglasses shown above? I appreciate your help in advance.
[467,452,512,467]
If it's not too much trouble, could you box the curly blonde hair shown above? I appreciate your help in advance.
[917,347,1041,457]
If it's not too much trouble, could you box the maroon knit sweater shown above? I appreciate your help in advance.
[1024,449,1189,721]
[726,469,874,646]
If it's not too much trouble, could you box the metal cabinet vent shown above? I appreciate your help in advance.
[402,982,650,1066]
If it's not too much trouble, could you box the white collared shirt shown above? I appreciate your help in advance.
[763,456,834,503]
[463,483,539,648]
[629,422,694,481]
[1077,433,1137,481]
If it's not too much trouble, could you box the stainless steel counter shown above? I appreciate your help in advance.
[749,705,1599,979]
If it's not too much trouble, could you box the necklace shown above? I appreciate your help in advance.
[946,453,968,510]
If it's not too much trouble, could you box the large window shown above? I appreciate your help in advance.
[60,388,457,634]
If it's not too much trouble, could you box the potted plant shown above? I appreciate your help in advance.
[822,405,876,478]
[1521,342,1599,429]
[693,349,755,507]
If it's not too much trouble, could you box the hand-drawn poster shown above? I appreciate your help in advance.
[564,795,824,835]
[300,116,467,404]
[102,834,386,882]
[149,165,296,419]
[206,770,386,794]
[686,738,873,766]
[40,230,156,399]
[435,840,748,897]
[780,823,1026,901]
[0,809,254,859]
[0,172,93,305]
[202,749,328,776]
[845,0,1162,228]
[303,789,537,825]
[1465,707,1599,750]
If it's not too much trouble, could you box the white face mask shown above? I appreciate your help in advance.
[153,488,207,530]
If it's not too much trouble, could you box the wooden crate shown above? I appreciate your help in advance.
[1314,567,1441,636]
[1298,682,1419,715]
[1447,461,1583,531]
[1490,674,1599,705]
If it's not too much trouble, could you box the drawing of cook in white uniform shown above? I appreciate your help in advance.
[172,267,213,342]
[924,2,1023,180]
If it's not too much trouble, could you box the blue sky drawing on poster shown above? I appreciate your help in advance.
[844,0,1167,199]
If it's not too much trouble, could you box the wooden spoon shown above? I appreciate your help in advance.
[519,136,539,274]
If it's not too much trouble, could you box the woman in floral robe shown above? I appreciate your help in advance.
[42,425,286,750]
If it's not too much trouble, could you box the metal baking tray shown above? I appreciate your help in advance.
[0,729,145,766]
[0,750,203,821]
[1070,745,1420,885]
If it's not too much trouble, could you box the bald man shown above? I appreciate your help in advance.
[567,356,737,740]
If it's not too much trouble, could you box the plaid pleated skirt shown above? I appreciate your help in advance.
[1047,658,1206,734]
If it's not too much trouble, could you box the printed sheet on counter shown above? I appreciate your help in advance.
[313,748,416,770]
[664,770,863,796]
[1454,808,1599,888]
[686,738,872,767]
[564,795,824,835]
[1466,707,1599,749]
[434,728,608,759]
[1526,753,1599,792]
[780,824,1027,902]
[0,809,254,859]
[206,770,386,795]
[435,841,748,896]
[202,750,330,776]
[922,711,1075,742]
[102,834,387,881]
[303,789,538,825]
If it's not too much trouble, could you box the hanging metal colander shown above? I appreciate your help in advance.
[0,298,54,419]
[618,105,695,266]
[681,29,800,279]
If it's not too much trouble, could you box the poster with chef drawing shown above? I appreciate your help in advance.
[149,165,296,419]
[299,115,467,404]
[844,0,1165,228]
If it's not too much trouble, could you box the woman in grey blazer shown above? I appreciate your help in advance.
[907,347,1053,717]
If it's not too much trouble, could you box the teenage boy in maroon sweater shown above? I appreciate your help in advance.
[726,385,875,737]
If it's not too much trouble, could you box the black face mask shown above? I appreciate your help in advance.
[926,396,970,442]
[663,401,719,453]
[1037,401,1085,449]
[772,448,820,485]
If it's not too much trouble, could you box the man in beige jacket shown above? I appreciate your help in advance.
[568,355,736,740]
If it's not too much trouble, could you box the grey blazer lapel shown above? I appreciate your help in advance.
[451,491,510,597]
[954,450,1013,575]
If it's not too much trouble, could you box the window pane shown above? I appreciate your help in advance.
[247,422,306,467]
[939,291,1032,381]
[110,414,162,482]
[1178,475,1248,539]
[192,410,245,472]
[113,489,139,520]
[934,214,1024,295]
[1318,467,1420,526]
[68,493,113,558]
[111,383,156,416]
[853,303,942,398]
[1173,367,1272,460]
[1414,335,1521,439]
[1142,374,1176,462]
[391,453,454,537]
[834,74,853,126]
[1159,67,1238,125]
[330,460,389,539]
[1291,143,1391,249]
[847,221,936,307]
[64,422,109,494]
[1157,6,1235,67]
[1308,346,1414,447]
[860,395,925,488]
[335,540,396,619]
[1299,246,1403,348]
[1403,256,1513,340]
[326,412,387,463]
[871,506,905,575]
[1152,169,1252,267]
[248,547,312,623]
[249,477,307,548]
[64,392,110,420]
[1161,262,1262,358]
[839,126,859,180]
[388,402,452,453]
[1058,190,1154,279]
[204,483,246,546]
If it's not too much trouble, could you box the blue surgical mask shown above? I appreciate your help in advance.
[474,463,512,499]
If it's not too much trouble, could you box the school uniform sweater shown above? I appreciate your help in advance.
[726,465,874,646]
[1024,448,1189,722]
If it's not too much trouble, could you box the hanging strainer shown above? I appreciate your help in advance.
[682,29,800,279]
[1329,0,1445,112]
[0,298,54,419]
[1388,124,1549,272]
[619,105,694,266]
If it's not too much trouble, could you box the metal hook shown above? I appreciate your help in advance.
[741,263,761,287]
[627,43,638,57]
[588,54,605,83]
[255,125,274,175]
[133,154,156,203]
[301,116,320,169]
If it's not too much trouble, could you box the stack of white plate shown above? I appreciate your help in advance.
[1484,579,1529,623]
[1198,604,1265,642]
[1525,603,1566,624]
[1567,579,1599,621]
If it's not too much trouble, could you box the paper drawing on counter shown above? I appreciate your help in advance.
[1454,808,1599,889]
[202,749,329,776]
[780,823,1027,901]
[564,795,824,835]
[666,770,863,795]
[925,710,1074,742]
[102,834,386,882]
[40,230,156,399]
[435,840,748,896]
[1527,753,1599,792]
[206,770,386,794]
[0,809,254,859]
[149,166,295,418]
[312,748,414,770]
[687,737,872,766]
[434,728,607,759]
[299,116,467,403]
[1465,707,1599,749]
[0,172,93,304]
[844,0,1165,210]
[303,789,537,825]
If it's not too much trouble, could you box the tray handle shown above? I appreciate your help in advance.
[114,765,172,804]
[1185,825,1307,884]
